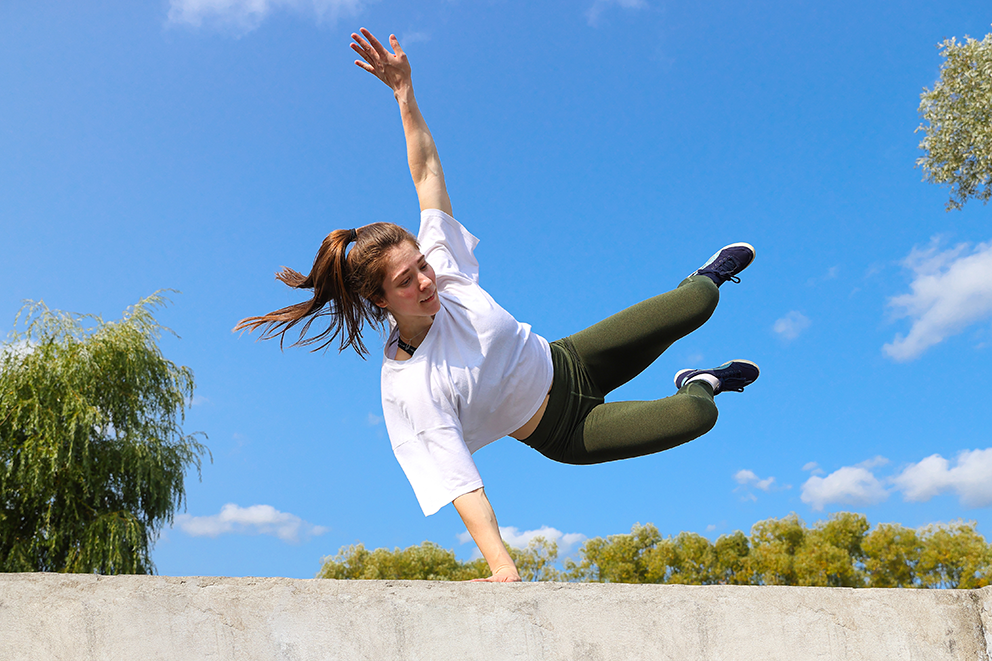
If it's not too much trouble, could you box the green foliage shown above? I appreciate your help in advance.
[916,521,992,589]
[793,512,869,587]
[0,294,208,574]
[508,535,562,582]
[746,513,805,585]
[917,28,992,210]
[317,514,992,589]
[863,523,921,587]
[563,523,661,583]
[317,541,490,580]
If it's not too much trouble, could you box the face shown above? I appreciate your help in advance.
[375,242,440,321]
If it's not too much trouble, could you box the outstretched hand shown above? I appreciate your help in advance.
[351,28,410,92]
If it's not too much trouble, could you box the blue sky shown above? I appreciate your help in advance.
[3,1,992,578]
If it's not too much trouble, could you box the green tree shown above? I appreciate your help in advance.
[916,521,992,589]
[863,523,921,588]
[317,541,489,580]
[794,512,868,587]
[564,523,662,583]
[664,532,718,585]
[713,531,750,585]
[508,535,562,582]
[0,294,208,574]
[917,28,992,210]
[746,514,806,585]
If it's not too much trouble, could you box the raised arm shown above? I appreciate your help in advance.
[351,28,452,216]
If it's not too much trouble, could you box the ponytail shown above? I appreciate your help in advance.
[235,222,417,357]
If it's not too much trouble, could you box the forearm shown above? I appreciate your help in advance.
[395,86,437,182]
[394,85,451,214]
[453,487,520,580]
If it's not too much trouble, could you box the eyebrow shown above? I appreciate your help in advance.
[391,257,427,284]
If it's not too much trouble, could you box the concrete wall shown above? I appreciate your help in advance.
[1,573,990,661]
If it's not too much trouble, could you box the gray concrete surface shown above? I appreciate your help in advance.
[1,573,990,660]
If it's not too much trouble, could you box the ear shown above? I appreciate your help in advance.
[372,297,388,309]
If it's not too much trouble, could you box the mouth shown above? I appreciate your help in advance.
[421,291,436,304]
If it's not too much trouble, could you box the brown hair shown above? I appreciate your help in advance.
[235,222,418,357]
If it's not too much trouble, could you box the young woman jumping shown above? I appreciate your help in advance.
[236,28,760,582]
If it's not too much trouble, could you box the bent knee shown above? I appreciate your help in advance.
[677,391,719,434]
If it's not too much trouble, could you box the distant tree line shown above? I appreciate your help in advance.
[318,513,992,588]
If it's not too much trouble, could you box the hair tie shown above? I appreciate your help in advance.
[348,228,358,243]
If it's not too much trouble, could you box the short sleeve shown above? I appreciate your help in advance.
[391,424,484,516]
[419,209,480,282]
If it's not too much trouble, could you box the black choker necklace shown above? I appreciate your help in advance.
[397,338,417,356]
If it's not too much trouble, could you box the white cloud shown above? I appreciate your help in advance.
[167,0,363,34]
[801,466,888,511]
[892,449,992,507]
[773,311,811,340]
[585,0,647,27]
[883,239,992,361]
[174,503,328,543]
[366,412,383,426]
[734,469,775,491]
[458,525,586,559]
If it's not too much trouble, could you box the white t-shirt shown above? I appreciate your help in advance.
[380,210,553,515]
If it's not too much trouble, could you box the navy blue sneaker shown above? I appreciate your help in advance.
[675,360,760,394]
[689,243,756,286]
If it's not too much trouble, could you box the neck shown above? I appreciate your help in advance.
[397,316,433,345]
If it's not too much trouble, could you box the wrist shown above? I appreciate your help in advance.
[393,83,415,103]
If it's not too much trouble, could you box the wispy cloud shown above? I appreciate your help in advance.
[458,525,586,559]
[399,31,430,46]
[174,503,328,543]
[773,311,811,341]
[585,0,648,28]
[807,266,839,286]
[167,0,363,34]
[733,469,785,502]
[734,469,776,491]
[883,238,992,361]
[892,449,992,507]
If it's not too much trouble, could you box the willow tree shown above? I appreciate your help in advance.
[0,293,208,574]
[917,28,992,210]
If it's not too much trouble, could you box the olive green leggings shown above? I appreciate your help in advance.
[520,275,721,465]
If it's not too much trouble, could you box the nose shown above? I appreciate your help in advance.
[418,273,431,290]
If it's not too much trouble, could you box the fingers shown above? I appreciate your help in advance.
[350,41,375,68]
[350,34,375,62]
[361,27,390,58]
[389,34,404,56]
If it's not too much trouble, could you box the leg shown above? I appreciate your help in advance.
[569,276,719,394]
[564,380,719,465]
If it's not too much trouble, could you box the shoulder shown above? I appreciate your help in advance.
[419,209,481,282]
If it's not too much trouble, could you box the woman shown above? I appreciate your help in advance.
[236,28,759,582]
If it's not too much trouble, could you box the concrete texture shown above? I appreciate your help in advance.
[1,574,990,661]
